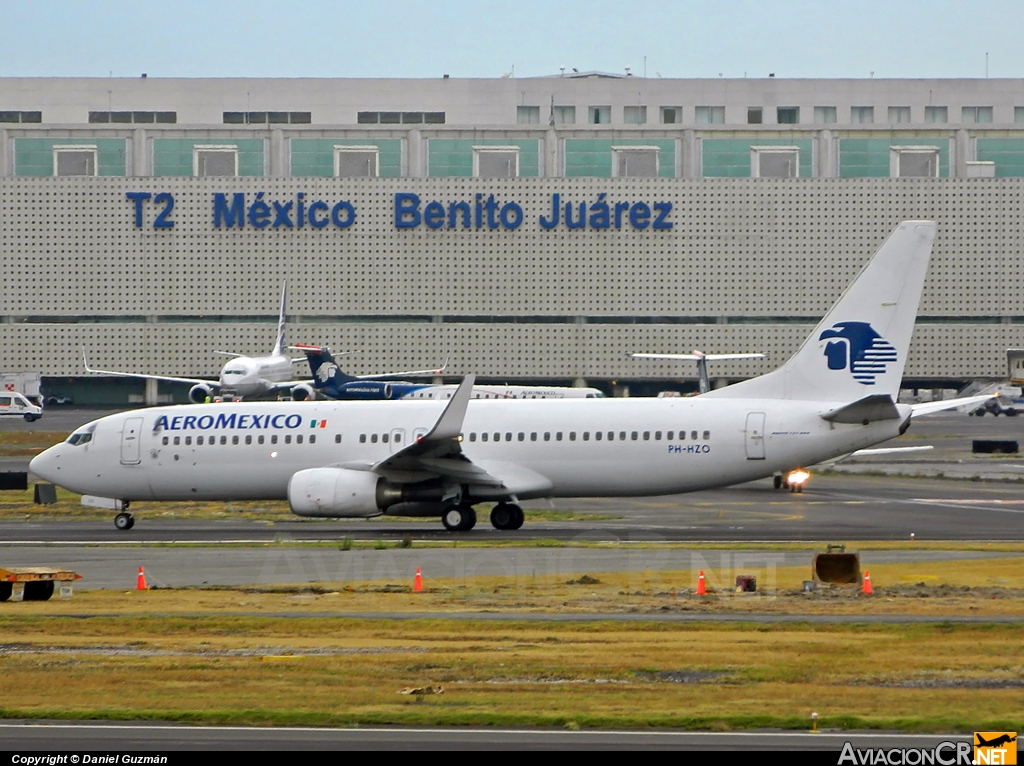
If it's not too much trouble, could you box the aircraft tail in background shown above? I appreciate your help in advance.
[272,280,288,357]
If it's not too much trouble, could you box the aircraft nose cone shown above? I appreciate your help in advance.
[29,446,58,482]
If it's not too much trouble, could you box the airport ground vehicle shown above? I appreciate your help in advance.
[1,372,43,408]
[0,392,43,422]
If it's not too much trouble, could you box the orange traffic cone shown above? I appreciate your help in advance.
[136,566,148,591]
[696,570,706,595]
[413,568,423,593]
[862,570,873,595]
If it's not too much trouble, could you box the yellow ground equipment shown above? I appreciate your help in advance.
[0,567,81,601]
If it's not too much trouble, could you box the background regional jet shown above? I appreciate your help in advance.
[294,345,604,401]
[34,222,993,532]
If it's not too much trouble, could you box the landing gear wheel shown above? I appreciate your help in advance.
[490,502,524,530]
[773,475,783,490]
[114,512,135,531]
[442,504,476,532]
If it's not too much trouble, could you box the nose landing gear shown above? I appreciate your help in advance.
[114,503,135,530]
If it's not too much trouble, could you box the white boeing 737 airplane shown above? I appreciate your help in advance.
[83,281,310,403]
[32,222,992,531]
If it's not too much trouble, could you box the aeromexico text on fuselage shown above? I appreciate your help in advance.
[154,413,316,431]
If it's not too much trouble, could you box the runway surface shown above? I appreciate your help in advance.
[1,541,1019,589]
[3,471,1024,543]
[0,722,975,751]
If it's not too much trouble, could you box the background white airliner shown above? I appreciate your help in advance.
[83,281,308,403]
[34,222,992,532]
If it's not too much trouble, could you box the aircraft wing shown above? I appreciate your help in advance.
[82,348,216,388]
[369,375,553,496]
[910,394,996,418]
[629,353,765,361]
[263,379,317,394]
[355,352,450,381]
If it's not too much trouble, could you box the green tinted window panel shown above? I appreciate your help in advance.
[152,138,264,177]
[976,139,1024,177]
[839,139,949,178]
[701,138,812,178]
[428,139,540,177]
[14,138,126,177]
[565,138,675,178]
[290,138,402,177]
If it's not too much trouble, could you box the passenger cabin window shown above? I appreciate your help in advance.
[631,432,638,440]
[703,430,711,440]
[232,435,239,445]
[309,435,315,444]
[382,433,389,443]
[530,432,537,441]
[517,432,524,441]
[220,436,227,445]
[595,432,602,441]
[481,433,488,442]
[161,436,168,445]
[258,435,265,445]
[619,432,626,441]
[557,432,563,441]
[184,436,192,446]
[643,432,650,440]
[505,433,512,441]
[197,436,204,445]
[335,434,342,443]
[583,432,590,441]
[544,432,550,441]
[296,435,303,444]
[271,435,277,444]
[245,435,252,445]
[469,433,477,442]
[360,434,367,443]
[691,431,697,440]
[655,431,662,440]
[667,431,674,440]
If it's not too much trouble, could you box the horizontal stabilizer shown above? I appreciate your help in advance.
[910,394,996,418]
[849,445,934,457]
[821,394,902,424]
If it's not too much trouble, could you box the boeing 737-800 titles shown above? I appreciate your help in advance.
[32,222,992,531]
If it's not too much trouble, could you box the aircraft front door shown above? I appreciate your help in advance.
[745,412,766,460]
[389,428,406,453]
[120,417,144,465]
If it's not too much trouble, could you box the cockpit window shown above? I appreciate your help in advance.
[225,368,246,375]
[67,432,92,446]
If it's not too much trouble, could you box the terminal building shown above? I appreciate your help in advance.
[1,75,1022,403]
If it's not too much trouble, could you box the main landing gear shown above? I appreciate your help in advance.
[440,502,525,531]
[442,504,477,531]
[490,502,524,531]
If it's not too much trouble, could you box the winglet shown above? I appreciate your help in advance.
[420,374,475,442]
[81,346,93,373]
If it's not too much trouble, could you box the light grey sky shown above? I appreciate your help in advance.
[3,0,1021,79]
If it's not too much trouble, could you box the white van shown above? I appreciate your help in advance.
[0,392,43,422]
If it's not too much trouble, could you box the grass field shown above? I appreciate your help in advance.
[0,615,1021,730]
[1,557,1023,730]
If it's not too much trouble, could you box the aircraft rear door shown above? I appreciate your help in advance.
[745,412,766,460]
[120,417,144,465]
[389,428,406,453]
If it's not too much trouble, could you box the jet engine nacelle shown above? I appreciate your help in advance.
[290,383,318,402]
[288,467,382,517]
[188,383,216,404]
